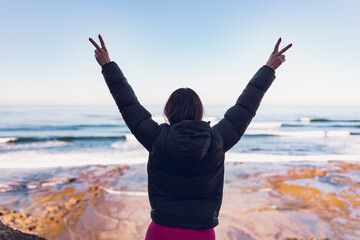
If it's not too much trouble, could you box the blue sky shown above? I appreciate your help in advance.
[1,0,359,106]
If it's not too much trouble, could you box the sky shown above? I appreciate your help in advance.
[0,0,359,106]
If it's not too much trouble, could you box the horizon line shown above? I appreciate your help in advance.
[1,103,360,107]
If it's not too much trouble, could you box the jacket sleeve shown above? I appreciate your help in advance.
[213,65,276,152]
[101,61,159,152]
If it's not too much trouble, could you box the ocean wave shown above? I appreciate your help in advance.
[0,140,69,150]
[123,130,353,140]
[1,136,126,144]
[4,129,354,146]
[249,122,282,128]
[0,124,124,132]
[300,117,360,123]
[19,129,350,146]
[245,130,351,138]
[282,123,360,128]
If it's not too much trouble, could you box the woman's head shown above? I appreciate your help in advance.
[164,88,204,125]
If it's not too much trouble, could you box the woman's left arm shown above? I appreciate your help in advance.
[213,38,292,152]
[90,35,159,152]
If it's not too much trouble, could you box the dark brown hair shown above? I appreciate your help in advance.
[164,88,204,125]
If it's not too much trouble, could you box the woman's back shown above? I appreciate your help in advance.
[148,120,223,229]
[90,34,292,239]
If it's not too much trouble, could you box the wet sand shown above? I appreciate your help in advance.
[1,161,359,240]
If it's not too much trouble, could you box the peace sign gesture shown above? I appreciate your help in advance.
[266,38,292,71]
[89,34,111,66]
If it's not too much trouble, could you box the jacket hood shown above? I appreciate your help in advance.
[166,120,211,161]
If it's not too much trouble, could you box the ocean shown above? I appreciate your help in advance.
[1,105,360,169]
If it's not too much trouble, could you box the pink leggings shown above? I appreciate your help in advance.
[145,221,216,240]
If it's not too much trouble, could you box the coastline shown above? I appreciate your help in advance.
[1,160,359,240]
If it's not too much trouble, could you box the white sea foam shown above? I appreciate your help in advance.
[40,180,64,187]
[153,115,166,124]
[111,139,143,151]
[147,115,220,125]
[102,187,148,196]
[0,183,10,192]
[272,131,325,138]
[0,150,148,169]
[112,135,143,151]
[203,117,219,125]
[203,117,218,122]
[0,137,17,143]
[325,131,350,137]
[226,152,360,163]
[0,150,359,169]
[300,117,312,122]
[125,134,137,141]
[26,184,38,189]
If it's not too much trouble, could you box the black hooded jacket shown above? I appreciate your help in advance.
[101,62,275,229]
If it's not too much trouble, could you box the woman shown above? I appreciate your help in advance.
[89,35,292,240]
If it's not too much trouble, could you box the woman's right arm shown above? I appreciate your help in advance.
[101,62,159,151]
[213,38,292,152]
[90,35,159,152]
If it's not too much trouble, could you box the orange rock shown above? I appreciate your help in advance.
[338,163,360,170]
[87,185,99,192]
[64,177,76,183]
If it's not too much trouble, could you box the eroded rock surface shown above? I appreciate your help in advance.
[0,162,359,239]
[0,221,46,240]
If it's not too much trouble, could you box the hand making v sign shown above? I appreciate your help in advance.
[266,38,292,71]
[89,34,111,66]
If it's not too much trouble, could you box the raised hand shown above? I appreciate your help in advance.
[266,38,292,71]
[89,34,111,66]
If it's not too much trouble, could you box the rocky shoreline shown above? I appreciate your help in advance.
[0,161,359,239]
[0,165,128,239]
[0,221,46,240]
